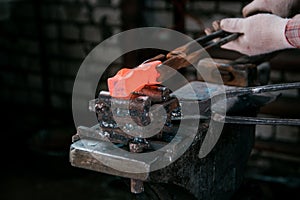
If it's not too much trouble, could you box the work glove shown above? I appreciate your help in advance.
[220,14,295,56]
[243,0,300,18]
[204,20,221,35]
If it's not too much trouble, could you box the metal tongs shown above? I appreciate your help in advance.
[143,30,240,81]
[212,82,300,126]
[144,30,284,82]
[173,81,300,126]
[143,29,300,126]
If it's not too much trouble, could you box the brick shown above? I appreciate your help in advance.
[255,124,274,139]
[17,39,39,54]
[188,1,215,11]
[111,0,121,7]
[62,61,81,76]
[0,2,10,20]
[63,5,89,23]
[0,88,12,102]
[219,2,242,15]
[145,11,172,27]
[88,45,121,63]
[96,28,119,44]
[26,57,40,72]
[83,25,101,42]
[145,0,166,9]
[46,41,59,56]
[87,0,99,6]
[28,74,43,89]
[44,24,58,39]
[12,55,28,70]
[18,22,37,37]
[82,43,95,55]
[42,5,67,21]
[62,24,80,40]
[0,37,11,50]
[51,94,67,109]
[78,0,111,6]
[64,79,75,94]
[112,27,122,35]
[1,21,18,36]
[49,78,57,92]
[276,125,299,142]
[0,52,10,68]
[11,3,35,19]
[270,70,282,81]
[50,77,74,94]
[93,7,120,25]
[0,71,15,86]
[256,114,300,142]
[65,63,81,77]
[50,60,80,78]
[61,43,86,59]
[284,72,300,82]
[29,91,44,106]
[186,17,203,32]
[14,90,30,104]
[49,60,61,75]
[279,89,299,98]
[59,0,76,2]
[201,14,228,28]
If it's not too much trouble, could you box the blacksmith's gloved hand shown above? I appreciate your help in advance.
[243,0,300,18]
[220,14,295,56]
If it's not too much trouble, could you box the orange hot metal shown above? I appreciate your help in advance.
[107,60,162,98]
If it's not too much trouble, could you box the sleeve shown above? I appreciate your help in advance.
[285,14,300,48]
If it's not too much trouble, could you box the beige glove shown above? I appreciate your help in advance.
[243,0,300,18]
[220,14,295,56]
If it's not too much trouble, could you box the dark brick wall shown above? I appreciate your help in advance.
[0,0,298,157]
[0,1,299,199]
[0,0,246,114]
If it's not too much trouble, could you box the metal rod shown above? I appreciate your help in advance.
[223,82,300,99]
[203,32,240,50]
[129,138,144,194]
[194,30,226,45]
[213,113,300,126]
[130,179,144,194]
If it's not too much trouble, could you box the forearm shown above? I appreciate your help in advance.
[286,14,300,48]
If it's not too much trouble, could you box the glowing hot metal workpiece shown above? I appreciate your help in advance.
[107,60,162,98]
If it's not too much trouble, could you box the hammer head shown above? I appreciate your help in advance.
[107,60,162,98]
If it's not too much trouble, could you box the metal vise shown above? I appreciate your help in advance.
[69,80,274,199]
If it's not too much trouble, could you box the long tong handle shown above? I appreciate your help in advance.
[167,30,239,57]
[212,113,300,126]
[162,32,240,71]
[167,30,229,57]
[212,82,300,126]
[224,82,300,99]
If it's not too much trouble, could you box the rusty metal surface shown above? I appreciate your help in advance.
[160,30,239,71]
[70,82,267,199]
[70,138,150,180]
[70,81,300,199]
[130,179,144,194]
[70,119,256,199]
[197,58,258,87]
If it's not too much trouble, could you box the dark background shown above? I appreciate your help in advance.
[0,0,299,199]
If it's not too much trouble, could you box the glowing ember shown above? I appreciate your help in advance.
[108,60,162,98]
